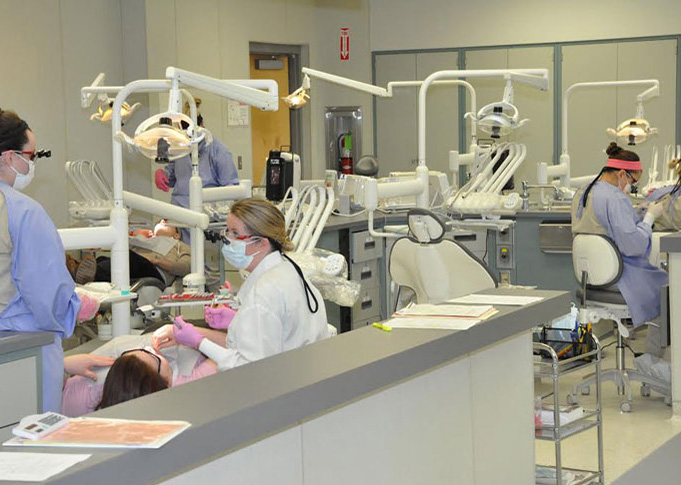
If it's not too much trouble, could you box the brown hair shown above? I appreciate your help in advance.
[96,353,168,410]
[581,143,641,209]
[230,198,293,251]
[605,142,640,162]
[670,158,681,195]
[0,109,30,153]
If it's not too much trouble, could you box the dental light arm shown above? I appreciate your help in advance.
[300,67,482,189]
[122,191,209,229]
[539,79,660,187]
[166,67,278,111]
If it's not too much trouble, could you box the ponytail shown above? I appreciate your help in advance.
[581,167,607,209]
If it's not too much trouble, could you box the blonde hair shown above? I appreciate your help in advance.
[230,198,293,252]
[669,158,681,179]
[183,97,202,116]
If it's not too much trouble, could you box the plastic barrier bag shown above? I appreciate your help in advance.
[287,249,361,307]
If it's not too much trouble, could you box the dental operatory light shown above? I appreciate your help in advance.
[116,111,211,163]
[607,102,658,146]
[81,73,142,124]
[90,99,141,123]
[282,74,311,109]
[606,84,659,146]
[466,79,528,139]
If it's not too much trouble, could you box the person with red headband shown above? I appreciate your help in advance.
[572,142,668,328]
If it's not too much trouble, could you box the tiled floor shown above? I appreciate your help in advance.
[535,328,681,484]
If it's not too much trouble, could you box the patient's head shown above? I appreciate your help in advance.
[97,347,172,410]
[153,219,180,239]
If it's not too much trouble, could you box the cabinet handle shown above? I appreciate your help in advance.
[364,238,376,250]
[360,267,372,280]
[361,298,373,310]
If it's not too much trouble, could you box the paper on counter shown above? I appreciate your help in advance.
[448,294,544,306]
[385,317,481,330]
[395,303,494,319]
[0,452,90,482]
[4,418,191,449]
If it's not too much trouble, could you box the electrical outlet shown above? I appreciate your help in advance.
[237,155,242,170]
[499,271,510,286]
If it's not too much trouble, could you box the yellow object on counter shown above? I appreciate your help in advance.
[372,322,393,332]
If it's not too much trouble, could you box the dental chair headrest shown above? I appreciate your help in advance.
[407,208,446,244]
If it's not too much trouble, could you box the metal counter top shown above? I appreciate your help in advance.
[0,288,569,485]
[0,331,53,355]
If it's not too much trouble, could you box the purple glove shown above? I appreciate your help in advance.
[155,169,170,192]
[172,317,205,349]
[204,305,237,330]
[76,292,100,322]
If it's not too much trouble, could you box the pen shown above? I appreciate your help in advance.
[372,322,392,332]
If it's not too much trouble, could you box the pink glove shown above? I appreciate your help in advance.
[204,305,237,330]
[155,169,170,192]
[172,316,205,349]
[76,292,100,322]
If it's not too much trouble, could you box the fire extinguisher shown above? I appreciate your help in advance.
[338,133,353,174]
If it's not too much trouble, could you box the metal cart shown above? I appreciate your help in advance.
[534,332,604,485]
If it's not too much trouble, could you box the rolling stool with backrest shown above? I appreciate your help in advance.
[570,234,670,412]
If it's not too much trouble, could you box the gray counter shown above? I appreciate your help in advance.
[0,332,52,429]
[0,288,569,485]
[661,232,681,253]
[0,331,53,355]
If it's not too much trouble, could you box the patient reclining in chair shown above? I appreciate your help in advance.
[67,220,191,286]
[62,334,218,416]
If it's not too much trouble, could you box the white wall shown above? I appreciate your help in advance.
[370,0,681,52]
[0,0,148,228]
[145,0,373,197]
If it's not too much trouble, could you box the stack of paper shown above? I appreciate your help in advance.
[448,294,544,306]
[395,303,497,320]
[384,317,481,330]
[539,404,585,426]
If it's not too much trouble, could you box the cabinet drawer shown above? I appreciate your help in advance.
[352,287,381,322]
[351,259,380,290]
[351,230,383,263]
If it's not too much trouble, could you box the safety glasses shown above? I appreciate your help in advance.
[4,149,51,162]
[120,347,162,374]
[218,228,262,245]
[626,172,640,193]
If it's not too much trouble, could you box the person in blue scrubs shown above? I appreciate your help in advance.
[0,109,82,412]
[572,142,667,327]
[154,108,239,242]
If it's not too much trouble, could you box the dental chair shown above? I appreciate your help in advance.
[570,234,671,412]
[389,208,497,306]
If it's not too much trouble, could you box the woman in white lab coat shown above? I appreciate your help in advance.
[153,198,329,370]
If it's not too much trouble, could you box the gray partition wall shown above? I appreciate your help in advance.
[563,39,676,180]
[374,36,680,183]
[465,46,554,185]
[374,51,460,177]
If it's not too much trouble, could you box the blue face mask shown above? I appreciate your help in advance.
[221,238,260,270]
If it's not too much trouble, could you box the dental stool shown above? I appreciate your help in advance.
[570,234,670,412]
[389,208,497,305]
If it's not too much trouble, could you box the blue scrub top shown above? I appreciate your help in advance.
[576,181,668,326]
[164,138,239,242]
[0,182,80,412]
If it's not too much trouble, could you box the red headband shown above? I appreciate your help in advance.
[605,158,642,171]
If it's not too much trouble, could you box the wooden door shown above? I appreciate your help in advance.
[250,55,291,185]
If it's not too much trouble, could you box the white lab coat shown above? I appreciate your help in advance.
[200,251,329,370]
